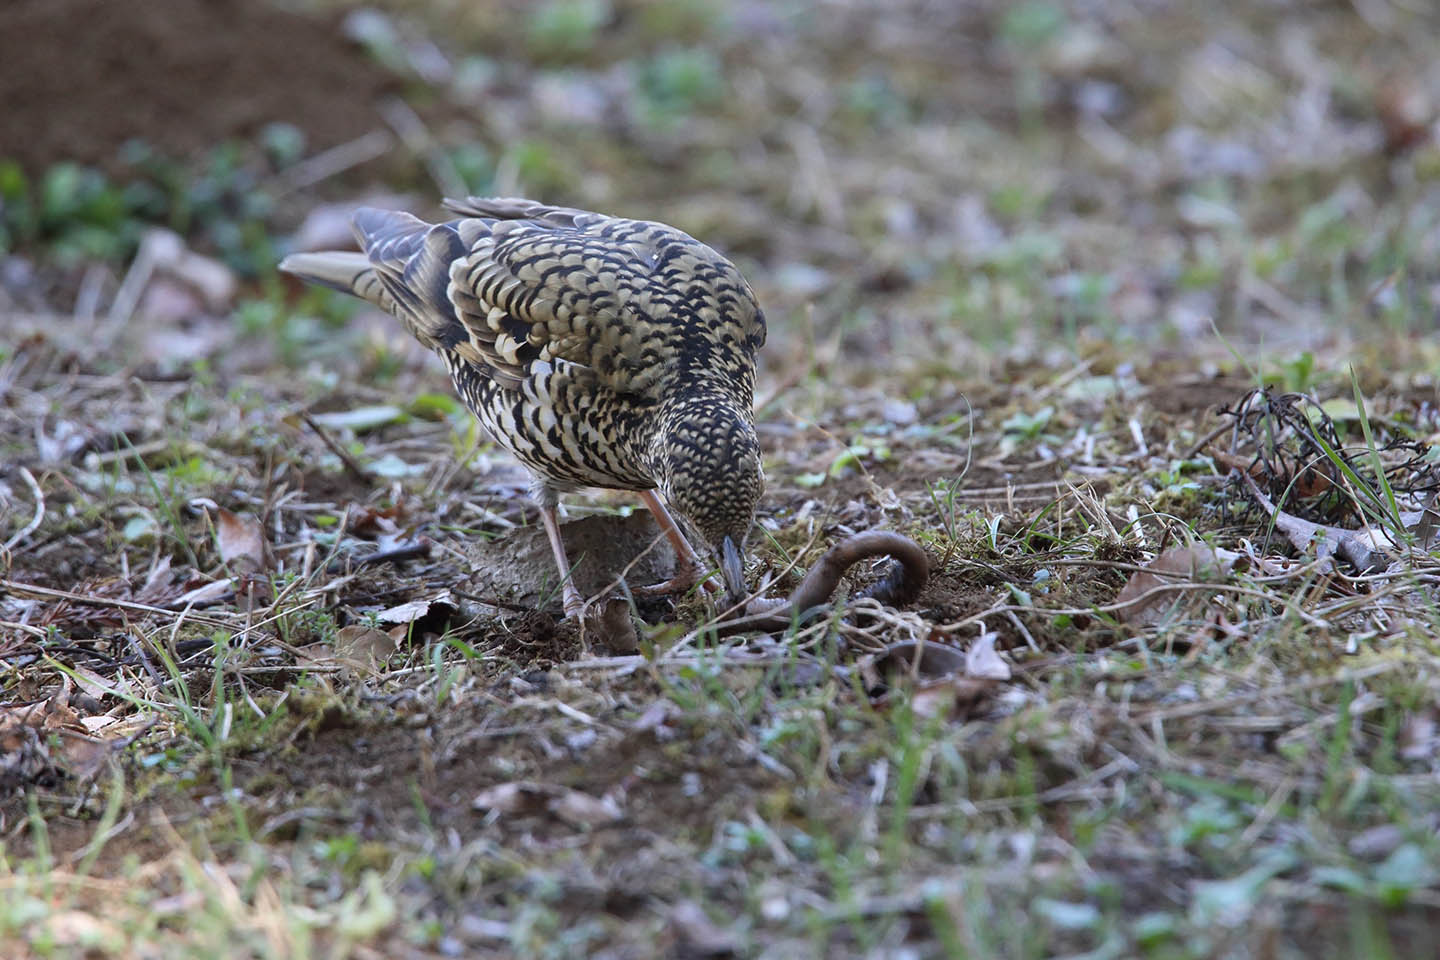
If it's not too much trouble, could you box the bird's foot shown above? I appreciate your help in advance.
[559,581,586,620]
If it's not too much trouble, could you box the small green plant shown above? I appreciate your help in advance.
[526,0,611,62]
[638,47,725,127]
[997,1,1067,132]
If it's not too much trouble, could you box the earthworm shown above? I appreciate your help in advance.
[714,530,929,636]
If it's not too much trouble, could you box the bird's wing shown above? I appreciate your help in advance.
[279,209,465,354]
[289,199,766,399]
[441,198,766,399]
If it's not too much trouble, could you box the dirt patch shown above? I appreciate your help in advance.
[0,0,401,175]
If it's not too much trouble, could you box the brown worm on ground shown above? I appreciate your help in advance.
[714,530,930,636]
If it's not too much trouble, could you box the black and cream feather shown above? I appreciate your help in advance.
[280,197,766,613]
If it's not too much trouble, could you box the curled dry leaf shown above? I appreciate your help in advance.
[1399,708,1438,762]
[964,632,1012,680]
[214,507,269,573]
[0,679,114,784]
[1239,470,1396,575]
[547,786,625,829]
[332,625,398,667]
[580,596,639,653]
[1115,543,1244,626]
[377,594,455,630]
[472,780,624,829]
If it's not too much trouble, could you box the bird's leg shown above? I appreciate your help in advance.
[635,489,722,596]
[533,483,586,618]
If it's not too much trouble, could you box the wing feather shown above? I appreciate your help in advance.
[289,197,766,401]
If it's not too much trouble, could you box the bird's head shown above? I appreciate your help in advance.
[653,397,764,602]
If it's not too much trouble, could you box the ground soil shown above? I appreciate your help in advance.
[0,0,401,175]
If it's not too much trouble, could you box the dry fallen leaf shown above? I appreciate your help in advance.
[377,595,454,625]
[472,781,625,828]
[214,507,269,573]
[862,640,966,690]
[332,625,398,667]
[1238,471,1399,575]
[0,679,117,785]
[860,638,1008,719]
[1399,708,1438,762]
[1116,543,1243,626]
[547,786,624,829]
[68,662,133,702]
[964,632,1011,680]
[581,596,639,653]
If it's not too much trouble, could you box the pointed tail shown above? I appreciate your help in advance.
[277,250,395,312]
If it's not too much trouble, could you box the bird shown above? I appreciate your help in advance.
[278,197,766,618]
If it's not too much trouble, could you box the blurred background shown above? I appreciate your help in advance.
[4,0,1440,386]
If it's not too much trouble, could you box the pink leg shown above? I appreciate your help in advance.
[636,489,721,596]
[539,503,586,618]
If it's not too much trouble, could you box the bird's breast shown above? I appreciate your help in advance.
[446,355,657,491]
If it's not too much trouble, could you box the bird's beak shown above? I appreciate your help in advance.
[721,535,745,601]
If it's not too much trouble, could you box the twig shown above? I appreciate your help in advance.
[0,578,234,629]
[126,633,164,688]
[3,467,44,552]
[301,412,370,483]
[1133,660,1403,722]
[934,577,1332,634]
[1182,419,1234,461]
[277,129,394,193]
[907,756,1138,819]
[354,539,433,568]
[378,97,466,198]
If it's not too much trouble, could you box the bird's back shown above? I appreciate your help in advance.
[279,197,766,491]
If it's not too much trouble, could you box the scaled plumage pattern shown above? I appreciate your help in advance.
[279,197,766,617]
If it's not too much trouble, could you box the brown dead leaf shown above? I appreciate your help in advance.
[1210,448,1334,499]
[1377,76,1434,155]
[1399,708,1438,762]
[35,910,121,949]
[350,504,405,537]
[631,699,676,735]
[910,676,1001,720]
[1115,543,1243,626]
[581,596,639,653]
[862,640,966,690]
[35,556,199,630]
[332,625,398,666]
[0,679,116,786]
[214,507,269,573]
[68,662,133,703]
[472,781,551,817]
[171,577,235,609]
[53,729,113,781]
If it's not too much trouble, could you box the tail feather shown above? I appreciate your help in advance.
[351,207,433,269]
[277,251,395,313]
[280,208,468,352]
